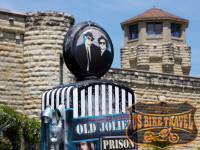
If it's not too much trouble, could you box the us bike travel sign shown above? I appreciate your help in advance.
[126,100,199,150]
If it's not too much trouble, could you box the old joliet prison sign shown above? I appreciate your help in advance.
[41,21,199,150]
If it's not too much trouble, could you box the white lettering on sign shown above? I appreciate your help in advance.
[76,123,96,134]
[100,120,129,132]
[102,138,135,149]
[75,119,129,135]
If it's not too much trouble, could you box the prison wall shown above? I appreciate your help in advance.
[0,9,26,113]
[0,9,75,118]
[104,68,200,150]
[23,11,74,118]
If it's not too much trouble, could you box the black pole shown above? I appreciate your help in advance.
[45,123,50,150]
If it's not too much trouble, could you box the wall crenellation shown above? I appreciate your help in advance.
[105,68,200,89]
[121,43,191,75]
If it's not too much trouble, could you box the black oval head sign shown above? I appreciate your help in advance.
[63,21,114,80]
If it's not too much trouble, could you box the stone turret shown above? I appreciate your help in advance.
[23,11,74,116]
[0,9,74,118]
[120,7,191,75]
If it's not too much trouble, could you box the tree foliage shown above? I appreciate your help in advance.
[0,106,41,150]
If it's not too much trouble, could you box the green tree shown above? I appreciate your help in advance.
[0,106,41,150]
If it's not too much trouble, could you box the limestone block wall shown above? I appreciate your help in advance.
[137,44,149,70]
[23,11,74,118]
[121,47,131,69]
[182,45,191,75]
[0,9,75,118]
[121,43,191,75]
[104,68,200,150]
[0,10,26,113]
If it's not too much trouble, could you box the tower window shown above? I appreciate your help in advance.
[129,24,138,39]
[171,23,181,37]
[147,23,162,36]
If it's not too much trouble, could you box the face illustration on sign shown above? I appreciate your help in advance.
[79,141,95,150]
[98,36,108,55]
[74,29,113,74]
[63,21,114,79]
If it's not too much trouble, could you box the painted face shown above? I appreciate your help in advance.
[80,142,89,150]
[99,39,106,51]
[85,36,93,46]
[88,141,95,150]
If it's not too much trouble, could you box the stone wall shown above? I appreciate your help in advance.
[0,9,26,113]
[0,9,74,118]
[121,43,191,75]
[104,68,200,150]
[23,11,74,118]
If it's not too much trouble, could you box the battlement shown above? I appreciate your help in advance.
[121,42,191,75]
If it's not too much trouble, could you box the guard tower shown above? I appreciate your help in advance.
[120,7,191,75]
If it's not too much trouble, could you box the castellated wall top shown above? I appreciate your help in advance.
[0,8,27,16]
[105,68,200,89]
[121,42,191,75]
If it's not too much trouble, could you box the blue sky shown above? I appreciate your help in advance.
[1,0,200,77]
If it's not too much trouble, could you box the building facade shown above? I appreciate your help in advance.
[0,7,199,149]
[120,7,191,75]
[0,9,74,118]
[104,7,200,149]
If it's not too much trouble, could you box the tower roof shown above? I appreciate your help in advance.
[121,7,189,29]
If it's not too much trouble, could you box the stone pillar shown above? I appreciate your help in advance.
[121,47,131,68]
[182,45,191,75]
[137,44,149,71]
[23,11,74,118]
[162,43,174,74]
